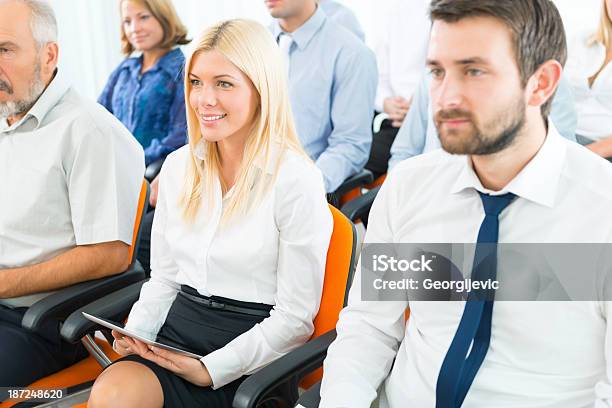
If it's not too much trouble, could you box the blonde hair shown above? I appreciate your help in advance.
[119,0,190,56]
[588,0,612,49]
[180,19,307,222]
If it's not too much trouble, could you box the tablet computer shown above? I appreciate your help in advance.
[82,312,204,359]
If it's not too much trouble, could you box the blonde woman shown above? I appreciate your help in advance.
[98,0,190,166]
[88,19,333,408]
[565,0,612,156]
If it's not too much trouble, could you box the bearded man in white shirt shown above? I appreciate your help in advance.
[320,0,612,407]
[0,0,144,390]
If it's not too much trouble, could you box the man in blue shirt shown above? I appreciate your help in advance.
[389,74,578,169]
[266,0,377,193]
[318,0,365,41]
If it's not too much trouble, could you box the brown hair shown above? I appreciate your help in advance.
[429,0,567,117]
[119,0,190,56]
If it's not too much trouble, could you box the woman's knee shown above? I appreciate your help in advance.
[88,361,163,408]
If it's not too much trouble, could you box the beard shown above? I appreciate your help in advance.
[434,95,526,155]
[0,61,45,120]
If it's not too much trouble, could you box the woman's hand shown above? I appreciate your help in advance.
[111,329,134,356]
[121,336,213,387]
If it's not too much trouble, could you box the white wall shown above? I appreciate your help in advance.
[555,0,602,40]
[50,0,604,100]
[53,0,122,99]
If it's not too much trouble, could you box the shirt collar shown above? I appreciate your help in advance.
[1,69,69,133]
[271,5,327,50]
[124,47,184,78]
[450,121,567,208]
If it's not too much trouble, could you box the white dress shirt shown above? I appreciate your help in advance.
[565,32,612,140]
[373,0,430,112]
[0,70,145,308]
[125,144,333,389]
[321,123,612,407]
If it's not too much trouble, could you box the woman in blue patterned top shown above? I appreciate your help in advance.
[99,0,190,165]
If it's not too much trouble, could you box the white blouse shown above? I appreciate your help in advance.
[373,0,430,112]
[565,32,612,140]
[125,144,333,389]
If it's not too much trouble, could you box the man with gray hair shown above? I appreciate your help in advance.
[0,0,144,388]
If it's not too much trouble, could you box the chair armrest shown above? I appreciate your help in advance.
[373,112,390,134]
[296,381,321,408]
[340,186,381,224]
[233,330,336,408]
[60,280,146,343]
[333,169,374,198]
[21,262,146,334]
[144,158,165,181]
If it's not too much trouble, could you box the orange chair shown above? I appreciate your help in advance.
[30,204,356,408]
[232,205,357,408]
[0,179,150,408]
[367,173,386,189]
[340,185,381,228]
[337,173,385,227]
[332,169,374,207]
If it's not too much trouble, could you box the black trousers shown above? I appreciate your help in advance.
[365,118,401,179]
[0,305,87,399]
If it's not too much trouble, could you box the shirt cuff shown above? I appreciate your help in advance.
[320,381,376,408]
[201,344,243,389]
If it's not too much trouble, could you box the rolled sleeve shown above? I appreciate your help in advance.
[67,115,144,246]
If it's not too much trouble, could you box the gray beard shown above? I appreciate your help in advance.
[0,63,45,121]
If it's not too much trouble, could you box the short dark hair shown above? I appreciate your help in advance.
[429,0,567,117]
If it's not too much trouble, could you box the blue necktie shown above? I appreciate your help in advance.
[436,192,516,408]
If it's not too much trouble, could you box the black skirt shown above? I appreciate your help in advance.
[113,286,272,407]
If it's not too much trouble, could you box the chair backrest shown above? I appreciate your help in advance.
[127,179,150,266]
[366,174,386,190]
[339,187,361,207]
[300,205,357,388]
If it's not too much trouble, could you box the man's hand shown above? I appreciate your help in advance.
[149,175,160,208]
[122,336,213,387]
[383,96,412,128]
